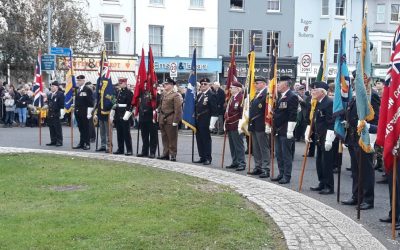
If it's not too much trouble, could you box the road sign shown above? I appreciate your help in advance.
[50,47,71,56]
[41,55,56,71]
[170,62,177,77]
[300,53,312,73]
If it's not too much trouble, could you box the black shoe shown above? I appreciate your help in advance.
[193,159,205,163]
[319,188,334,195]
[377,177,388,184]
[157,155,170,160]
[259,171,270,178]
[46,142,56,146]
[136,153,148,157]
[55,142,63,147]
[245,149,249,155]
[96,147,106,152]
[113,150,124,155]
[270,175,283,182]
[346,167,351,171]
[148,154,155,159]
[341,198,358,205]
[170,156,176,162]
[90,138,95,143]
[73,144,83,149]
[333,168,338,174]
[247,169,263,175]
[226,164,238,169]
[125,151,133,156]
[379,216,393,223]
[310,185,324,191]
[278,178,290,184]
[358,202,374,210]
[203,160,211,165]
[236,166,246,171]
[83,144,90,150]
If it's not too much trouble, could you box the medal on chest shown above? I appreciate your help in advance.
[279,102,287,109]
[203,96,208,105]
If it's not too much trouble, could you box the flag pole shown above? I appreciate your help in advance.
[336,141,343,202]
[96,50,105,150]
[221,132,227,168]
[392,157,398,239]
[298,121,314,191]
[191,43,197,163]
[108,117,113,153]
[38,108,42,146]
[357,149,363,220]
[270,31,276,178]
[70,109,74,149]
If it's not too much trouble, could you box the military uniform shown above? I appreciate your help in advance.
[74,79,94,150]
[138,90,158,158]
[113,86,133,155]
[158,83,183,161]
[46,82,64,146]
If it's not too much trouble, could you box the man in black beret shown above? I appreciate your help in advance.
[45,81,64,147]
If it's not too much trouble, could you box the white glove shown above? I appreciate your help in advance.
[265,124,272,134]
[123,111,132,121]
[60,109,65,119]
[304,125,311,143]
[287,121,296,139]
[209,116,218,130]
[172,123,178,127]
[42,105,49,110]
[357,120,370,131]
[109,109,115,122]
[369,133,377,147]
[87,107,93,119]
[238,119,244,134]
[324,129,335,151]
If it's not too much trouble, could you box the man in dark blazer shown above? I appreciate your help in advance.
[45,81,64,147]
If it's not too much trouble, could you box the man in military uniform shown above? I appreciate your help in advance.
[73,75,94,150]
[157,78,183,161]
[247,76,270,178]
[45,81,64,147]
[194,77,218,165]
[271,76,299,184]
[224,81,246,171]
[307,81,335,195]
[137,80,158,158]
[112,78,133,156]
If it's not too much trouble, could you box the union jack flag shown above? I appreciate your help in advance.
[32,50,43,107]
[99,51,111,79]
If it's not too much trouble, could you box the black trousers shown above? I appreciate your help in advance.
[48,116,63,144]
[139,121,158,155]
[316,141,334,190]
[115,119,132,153]
[75,111,89,145]
[348,145,375,204]
[196,125,212,161]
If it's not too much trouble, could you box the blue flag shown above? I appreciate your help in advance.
[96,50,115,114]
[333,27,352,140]
[64,50,76,113]
[182,48,197,132]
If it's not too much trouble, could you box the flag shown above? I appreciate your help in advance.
[333,27,352,140]
[316,60,324,82]
[355,12,375,153]
[377,25,400,172]
[147,46,158,109]
[322,31,331,81]
[225,40,237,103]
[182,48,197,132]
[33,50,43,107]
[131,48,147,115]
[96,50,114,115]
[64,49,76,113]
[265,32,277,127]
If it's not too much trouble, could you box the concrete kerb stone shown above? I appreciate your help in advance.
[0,147,386,250]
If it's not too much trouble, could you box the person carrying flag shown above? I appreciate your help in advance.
[45,81,64,147]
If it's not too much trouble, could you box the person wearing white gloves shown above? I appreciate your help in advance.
[247,76,270,178]
[308,81,335,195]
[113,78,133,156]
[157,78,183,162]
[271,75,299,184]
[72,75,94,150]
[45,81,64,147]
[193,77,218,165]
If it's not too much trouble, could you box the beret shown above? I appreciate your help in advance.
[165,77,176,85]
[51,81,59,87]
[254,76,267,82]
[199,77,210,83]
[76,75,85,80]
[231,81,243,88]
[118,78,128,83]
[279,75,292,82]
[310,81,329,90]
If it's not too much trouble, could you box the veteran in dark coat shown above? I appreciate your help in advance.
[45,81,64,147]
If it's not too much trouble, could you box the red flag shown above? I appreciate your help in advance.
[147,46,158,109]
[377,26,400,172]
[131,48,147,115]
[33,49,43,107]
[225,41,237,103]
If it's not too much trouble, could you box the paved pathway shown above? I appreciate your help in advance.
[0,147,387,250]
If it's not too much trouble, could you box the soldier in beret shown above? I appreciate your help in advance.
[194,77,218,165]
[157,78,183,161]
[73,75,94,150]
[45,81,64,147]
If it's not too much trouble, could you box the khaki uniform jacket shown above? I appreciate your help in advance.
[158,90,183,125]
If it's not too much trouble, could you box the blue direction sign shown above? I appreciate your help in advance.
[50,47,71,56]
[41,55,56,71]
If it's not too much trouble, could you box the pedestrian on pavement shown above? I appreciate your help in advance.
[211,81,225,135]
[15,88,31,127]
[3,85,16,128]
[45,81,64,147]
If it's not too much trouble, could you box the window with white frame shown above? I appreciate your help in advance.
[150,0,164,5]
[333,39,340,63]
[249,30,262,52]
[190,0,204,8]
[376,4,385,23]
[104,23,119,54]
[189,28,203,57]
[391,4,400,22]
[320,40,326,61]
[321,0,329,16]
[230,0,244,10]
[335,0,345,16]
[149,25,163,56]
[381,41,392,63]
[229,29,243,56]
[266,31,279,56]
[267,0,280,12]
[371,42,378,63]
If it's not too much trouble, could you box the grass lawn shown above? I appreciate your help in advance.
[0,154,286,249]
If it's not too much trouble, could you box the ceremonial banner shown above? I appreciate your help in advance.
[33,50,43,107]
[182,48,197,132]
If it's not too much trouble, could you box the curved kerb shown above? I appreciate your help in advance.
[0,147,386,250]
